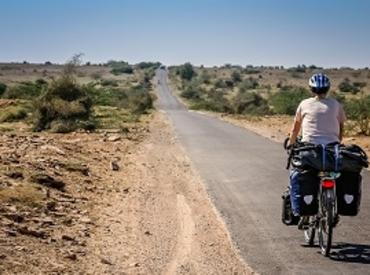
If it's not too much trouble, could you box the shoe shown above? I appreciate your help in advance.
[332,215,340,227]
[298,216,310,230]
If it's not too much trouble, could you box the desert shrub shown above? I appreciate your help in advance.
[288,65,306,73]
[198,72,211,84]
[233,91,270,115]
[2,81,44,100]
[270,86,310,115]
[91,72,102,80]
[136,62,161,70]
[231,71,242,82]
[181,86,201,100]
[238,77,259,90]
[0,82,7,96]
[338,79,360,94]
[126,86,153,114]
[344,94,370,135]
[109,61,134,75]
[177,63,195,81]
[100,79,119,87]
[225,80,234,88]
[0,106,28,122]
[214,79,226,89]
[190,90,232,113]
[33,55,94,132]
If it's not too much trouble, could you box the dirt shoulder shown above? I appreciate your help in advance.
[0,112,252,274]
[81,111,252,274]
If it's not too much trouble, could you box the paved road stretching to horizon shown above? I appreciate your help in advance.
[155,69,370,275]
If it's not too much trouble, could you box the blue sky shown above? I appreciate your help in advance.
[1,0,369,67]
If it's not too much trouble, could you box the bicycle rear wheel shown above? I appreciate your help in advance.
[318,189,335,256]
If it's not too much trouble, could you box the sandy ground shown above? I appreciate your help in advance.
[81,111,252,274]
[0,112,252,274]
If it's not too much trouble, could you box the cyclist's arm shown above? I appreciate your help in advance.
[289,119,301,146]
[339,122,344,142]
[289,103,303,146]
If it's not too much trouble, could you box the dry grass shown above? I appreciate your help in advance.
[0,182,45,207]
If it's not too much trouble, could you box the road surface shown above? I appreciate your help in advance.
[155,69,370,275]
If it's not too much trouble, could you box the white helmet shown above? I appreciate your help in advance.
[309,73,330,94]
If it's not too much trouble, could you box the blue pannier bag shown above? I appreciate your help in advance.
[290,169,320,216]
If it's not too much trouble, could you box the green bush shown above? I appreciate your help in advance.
[0,82,7,96]
[0,106,28,122]
[100,79,119,87]
[127,86,153,114]
[109,61,134,75]
[33,75,93,132]
[344,94,370,135]
[338,79,360,94]
[270,86,311,115]
[136,62,161,70]
[190,90,232,113]
[238,77,259,90]
[177,63,195,81]
[2,81,44,100]
[233,91,270,115]
[181,86,201,100]
[231,71,242,82]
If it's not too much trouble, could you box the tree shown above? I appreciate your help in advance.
[178,63,195,81]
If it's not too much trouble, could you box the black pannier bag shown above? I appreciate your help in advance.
[290,169,320,216]
[281,189,299,225]
[336,172,362,216]
[291,143,368,173]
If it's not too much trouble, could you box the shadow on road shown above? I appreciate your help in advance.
[330,243,370,264]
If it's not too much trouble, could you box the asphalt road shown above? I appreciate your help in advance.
[155,69,370,275]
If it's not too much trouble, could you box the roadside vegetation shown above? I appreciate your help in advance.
[0,57,158,133]
[169,63,370,136]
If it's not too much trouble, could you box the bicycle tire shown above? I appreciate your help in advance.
[319,189,335,256]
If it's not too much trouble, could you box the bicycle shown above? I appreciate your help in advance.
[303,171,339,256]
[283,138,339,256]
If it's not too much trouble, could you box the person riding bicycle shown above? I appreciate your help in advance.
[288,73,346,147]
[288,73,346,229]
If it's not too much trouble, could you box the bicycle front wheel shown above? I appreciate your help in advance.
[318,189,335,256]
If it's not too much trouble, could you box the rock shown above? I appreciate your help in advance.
[46,201,57,211]
[62,235,75,241]
[4,229,17,236]
[4,171,24,180]
[30,173,65,190]
[3,213,24,223]
[41,217,54,225]
[40,145,66,155]
[110,161,120,171]
[101,257,114,265]
[80,217,92,224]
[65,252,77,261]
[17,226,48,239]
[107,135,121,142]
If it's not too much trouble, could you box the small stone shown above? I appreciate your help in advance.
[110,161,120,171]
[46,201,57,211]
[101,257,114,265]
[80,217,92,224]
[107,135,121,142]
[65,252,77,261]
[62,235,75,241]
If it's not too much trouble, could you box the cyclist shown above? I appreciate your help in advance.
[288,73,346,147]
[288,73,346,229]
